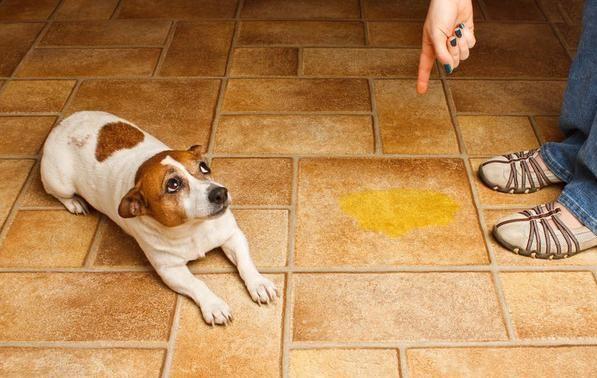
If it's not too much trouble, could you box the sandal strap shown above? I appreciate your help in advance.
[482,149,554,191]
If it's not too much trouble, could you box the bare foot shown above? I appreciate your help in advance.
[554,202,584,229]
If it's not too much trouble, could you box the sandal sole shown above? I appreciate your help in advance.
[492,226,576,260]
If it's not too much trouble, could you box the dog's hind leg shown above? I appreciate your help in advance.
[40,152,89,215]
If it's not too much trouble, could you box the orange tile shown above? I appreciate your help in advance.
[363,0,428,19]
[408,347,597,377]
[0,210,99,267]
[0,348,165,376]
[481,0,545,20]
[222,79,371,112]
[290,349,399,378]
[450,80,566,115]
[230,47,298,76]
[118,0,238,19]
[241,0,360,19]
[559,0,584,24]
[171,274,284,377]
[0,272,175,341]
[501,272,597,339]
[21,167,62,208]
[368,21,423,47]
[0,23,44,76]
[375,80,459,154]
[296,159,488,266]
[293,273,507,341]
[93,219,149,267]
[459,116,539,156]
[555,22,582,50]
[41,20,171,46]
[54,0,120,20]
[0,80,75,112]
[536,0,565,22]
[214,115,374,154]
[159,22,234,77]
[66,79,220,149]
[535,116,565,143]
[211,158,293,205]
[238,21,365,46]
[0,160,34,225]
[0,0,60,20]
[0,117,56,155]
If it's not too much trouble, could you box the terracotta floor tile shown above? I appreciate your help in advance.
[559,0,584,24]
[459,116,539,156]
[0,348,165,377]
[21,167,62,208]
[293,273,506,342]
[41,20,171,46]
[0,272,175,341]
[230,47,298,76]
[223,79,370,112]
[290,349,399,378]
[450,80,566,115]
[375,80,459,154]
[159,22,234,77]
[470,159,562,207]
[171,274,284,377]
[0,210,99,267]
[0,117,56,155]
[0,23,44,76]
[363,0,428,19]
[303,48,427,77]
[241,0,360,19]
[296,159,488,266]
[0,0,60,20]
[453,24,569,78]
[484,209,597,265]
[238,21,365,46]
[66,79,220,149]
[535,116,565,143]
[0,160,33,225]
[536,0,565,22]
[555,22,582,51]
[118,0,238,19]
[368,21,423,47]
[481,0,545,20]
[214,115,374,154]
[501,272,597,339]
[54,0,120,20]
[210,158,293,205]
[408,346,597,377]
[0,80,75,112]
[93,219,149,267]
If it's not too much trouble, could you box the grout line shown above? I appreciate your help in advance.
[110,0,125,20]
[152,21,177,77]
[83,216,107,267]
[398,347,409,378]
[0,340,168,349]
[297,47,304,76]
[475,0,490,21]
[160,295,182,378]
[368,79,382,155]
[0,161,36,240]
[533,0,575,62]
[290,339,597,349]
[528,115,546,145]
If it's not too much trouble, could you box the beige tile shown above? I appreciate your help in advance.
[214,115,374,154]
[293,273,507,341]
[481,0,545,20]
[118,0,238,19]
[375,80,459,154]
[54,0,120,20]
[459,116,539,156]
[241,0,360,19]
[159,22,234,77]
[0,80,75,112]
[21,167,62,208]
[222,79,370,112]
[363,0,428,19]
[470,159,562,207]
[171,274,284,377]
[66,79,220,149]
[0,117,56,155]
[211,158,293,205]
[408,346,597,378]
[15,48,161,77]
[484,209,597,265]
[0,160,34,225]
[556,22,582,50]
[501,272,597,339]
[290,349,399,378]
[230,47,298,76]
[93,219,149,267]
[238,21,365,46]
[0,0,60,20]
[368,21,423,47]
[0,210,99,267]
[41,20,171,46]
[535,116,565,143]
[0,272,175,341]
[0,23,44,76]
[0,348,165,377]
[296,159,488,266]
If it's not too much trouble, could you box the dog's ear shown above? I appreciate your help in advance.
[118,186,148,218]
[187,144,203,159]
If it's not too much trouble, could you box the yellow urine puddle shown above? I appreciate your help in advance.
[339,188,459,238]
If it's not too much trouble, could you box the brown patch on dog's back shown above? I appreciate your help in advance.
[96,122,144,162]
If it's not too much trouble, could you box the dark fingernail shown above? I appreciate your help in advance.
[459,23,465,29]
[455,28,463,38]
[450,37,457,47]
[444,64,453,74]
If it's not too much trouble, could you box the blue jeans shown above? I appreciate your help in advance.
[541,0,597,234]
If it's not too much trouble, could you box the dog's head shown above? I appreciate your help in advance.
[118,145,230,227]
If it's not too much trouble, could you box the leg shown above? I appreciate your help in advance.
[221,229,278,304]
[40,155,89,215]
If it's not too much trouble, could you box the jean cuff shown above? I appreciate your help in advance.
[558,192,597,235]
[540,143,574,182]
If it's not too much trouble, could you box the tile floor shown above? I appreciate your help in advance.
[0,0,595,377]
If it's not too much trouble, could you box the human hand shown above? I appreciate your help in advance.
[417,0,476,94]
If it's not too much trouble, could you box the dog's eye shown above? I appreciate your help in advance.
[166,177,182,193]
[199,162,211,175]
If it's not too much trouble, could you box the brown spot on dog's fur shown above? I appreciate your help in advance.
[96,122,144,162]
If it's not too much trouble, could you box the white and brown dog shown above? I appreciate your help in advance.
[41,111,278,325]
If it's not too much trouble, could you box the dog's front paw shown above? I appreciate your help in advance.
[200,297,232,326]
[246,275,278,305]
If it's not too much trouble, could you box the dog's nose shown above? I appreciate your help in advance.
[208,186,228,204]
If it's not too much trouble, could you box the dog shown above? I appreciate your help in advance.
[41,111,278,325]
